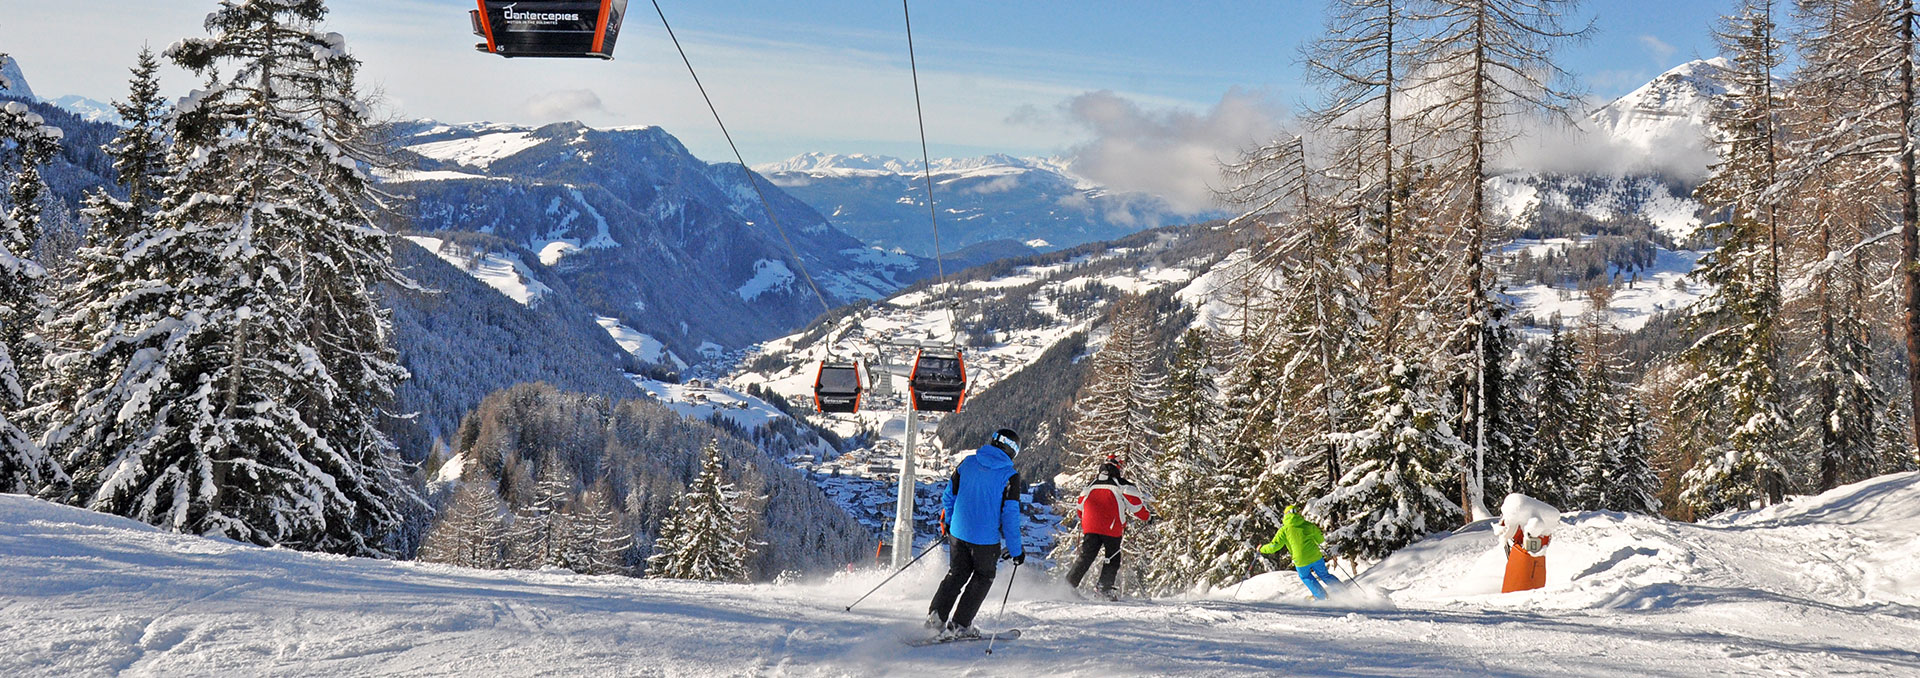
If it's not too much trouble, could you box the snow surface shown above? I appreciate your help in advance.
[1502,239,1705,332]
[737,259,796,301]
[595,316,687,369]
[404,236,552,307]
[404,131,544,170]
[5,473,1919,676]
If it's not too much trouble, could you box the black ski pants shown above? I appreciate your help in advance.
[1066,533,1123,593]
[929,539,1000,628]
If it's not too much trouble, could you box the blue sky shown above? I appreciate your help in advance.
[4,0,1726,166]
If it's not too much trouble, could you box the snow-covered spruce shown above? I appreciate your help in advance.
[648,440,757,582]
[0,78,65,498]
[1673,3,1795,518]
[43,0,417,555]
[1315,359,1467,561]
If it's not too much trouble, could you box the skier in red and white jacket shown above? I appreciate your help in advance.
[1064,456,1151,600]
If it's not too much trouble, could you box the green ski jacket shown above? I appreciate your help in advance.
[1258,508,1325,567]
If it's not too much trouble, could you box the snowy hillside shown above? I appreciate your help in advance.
[384,120,935,362]
[5,473,1916,676]
[759,152,1209,257]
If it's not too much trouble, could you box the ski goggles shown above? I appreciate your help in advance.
[993,432,1020,456]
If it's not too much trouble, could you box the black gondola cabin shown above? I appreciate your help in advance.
[908,350,967,413]
[471,0,629,59]
[814,361,865,414]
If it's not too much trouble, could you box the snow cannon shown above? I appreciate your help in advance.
[1495,493,1560,593]
[471,0,629,59]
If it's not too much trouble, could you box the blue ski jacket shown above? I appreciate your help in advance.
[942,443,1024,557]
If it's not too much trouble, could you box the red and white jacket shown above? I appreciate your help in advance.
[1078,479,1151,537]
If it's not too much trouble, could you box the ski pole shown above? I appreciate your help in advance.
[985,562,1020,655]
[845,538,942,611]
[1232,549,1256,599]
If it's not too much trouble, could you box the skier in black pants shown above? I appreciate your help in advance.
[926,429,1026,640]
[1064,456,1151,600]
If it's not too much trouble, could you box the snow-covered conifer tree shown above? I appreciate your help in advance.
[1528,322,1584,508]
[1401,0,1592,514]
[1139,328,1221,594]
[1780,0,1901,491]
[0,67,64,498]
[418,464,507,569]
[39,48,170,505]
[1676,1,1795,516]
[56,0,417,554]
[563,481,631,575]
[1313,359,1467,560]
[647,440,753,582]
[507,454,577,569]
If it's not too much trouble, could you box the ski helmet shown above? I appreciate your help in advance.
[991,428,1021,457]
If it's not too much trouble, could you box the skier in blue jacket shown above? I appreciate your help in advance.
[926,429,1026,639]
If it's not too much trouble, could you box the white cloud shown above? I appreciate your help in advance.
[1639,35,1676,64]
[522,89,608,122]
[1055,89,1289,214]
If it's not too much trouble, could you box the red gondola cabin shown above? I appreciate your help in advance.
[908,350,966,413]
[814,361,865,414]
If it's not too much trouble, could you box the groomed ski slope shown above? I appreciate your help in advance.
[4,474,1919,677]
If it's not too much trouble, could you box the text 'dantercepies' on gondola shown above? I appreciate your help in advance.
[814,361,866,414]
[908,350,967,413]
[471,0,629,59]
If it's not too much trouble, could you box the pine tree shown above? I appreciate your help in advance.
[418,465,508,569]
[1676,1,1795,517]
[39,48,171,505]
[1139,328,1221,594]
[1600,398,1662,515]
[647,440,753,582]
[507,453,576,569]
[1527,322,1584,508]
[1051,295,1166,570]
[563,481,631,575]
[1314,359,1467,560]
[0,77,66,498]
[56,0,418,554]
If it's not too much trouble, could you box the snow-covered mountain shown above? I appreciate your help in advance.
[46,94,122,125]
[758,152,1210,257]
[1589,57,1728,172]
[0,55,34,100]
[384,120,936,365]
[4,468,1914,675]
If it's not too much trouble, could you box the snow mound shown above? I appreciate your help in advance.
[1359,473,1920,613]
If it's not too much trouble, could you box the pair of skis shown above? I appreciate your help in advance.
[902,628,1022,648]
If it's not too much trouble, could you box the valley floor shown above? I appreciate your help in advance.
[5,475,1920,677]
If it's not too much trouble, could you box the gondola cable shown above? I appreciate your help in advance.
[649,0,833,316]
[901,0,961,341]
[900,0,968,414]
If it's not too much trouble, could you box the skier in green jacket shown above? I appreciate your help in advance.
[1258,505,1342,600]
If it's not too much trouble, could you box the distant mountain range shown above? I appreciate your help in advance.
[756,152,1213,257]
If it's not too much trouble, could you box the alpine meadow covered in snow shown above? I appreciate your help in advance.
[4,0,1920,676]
